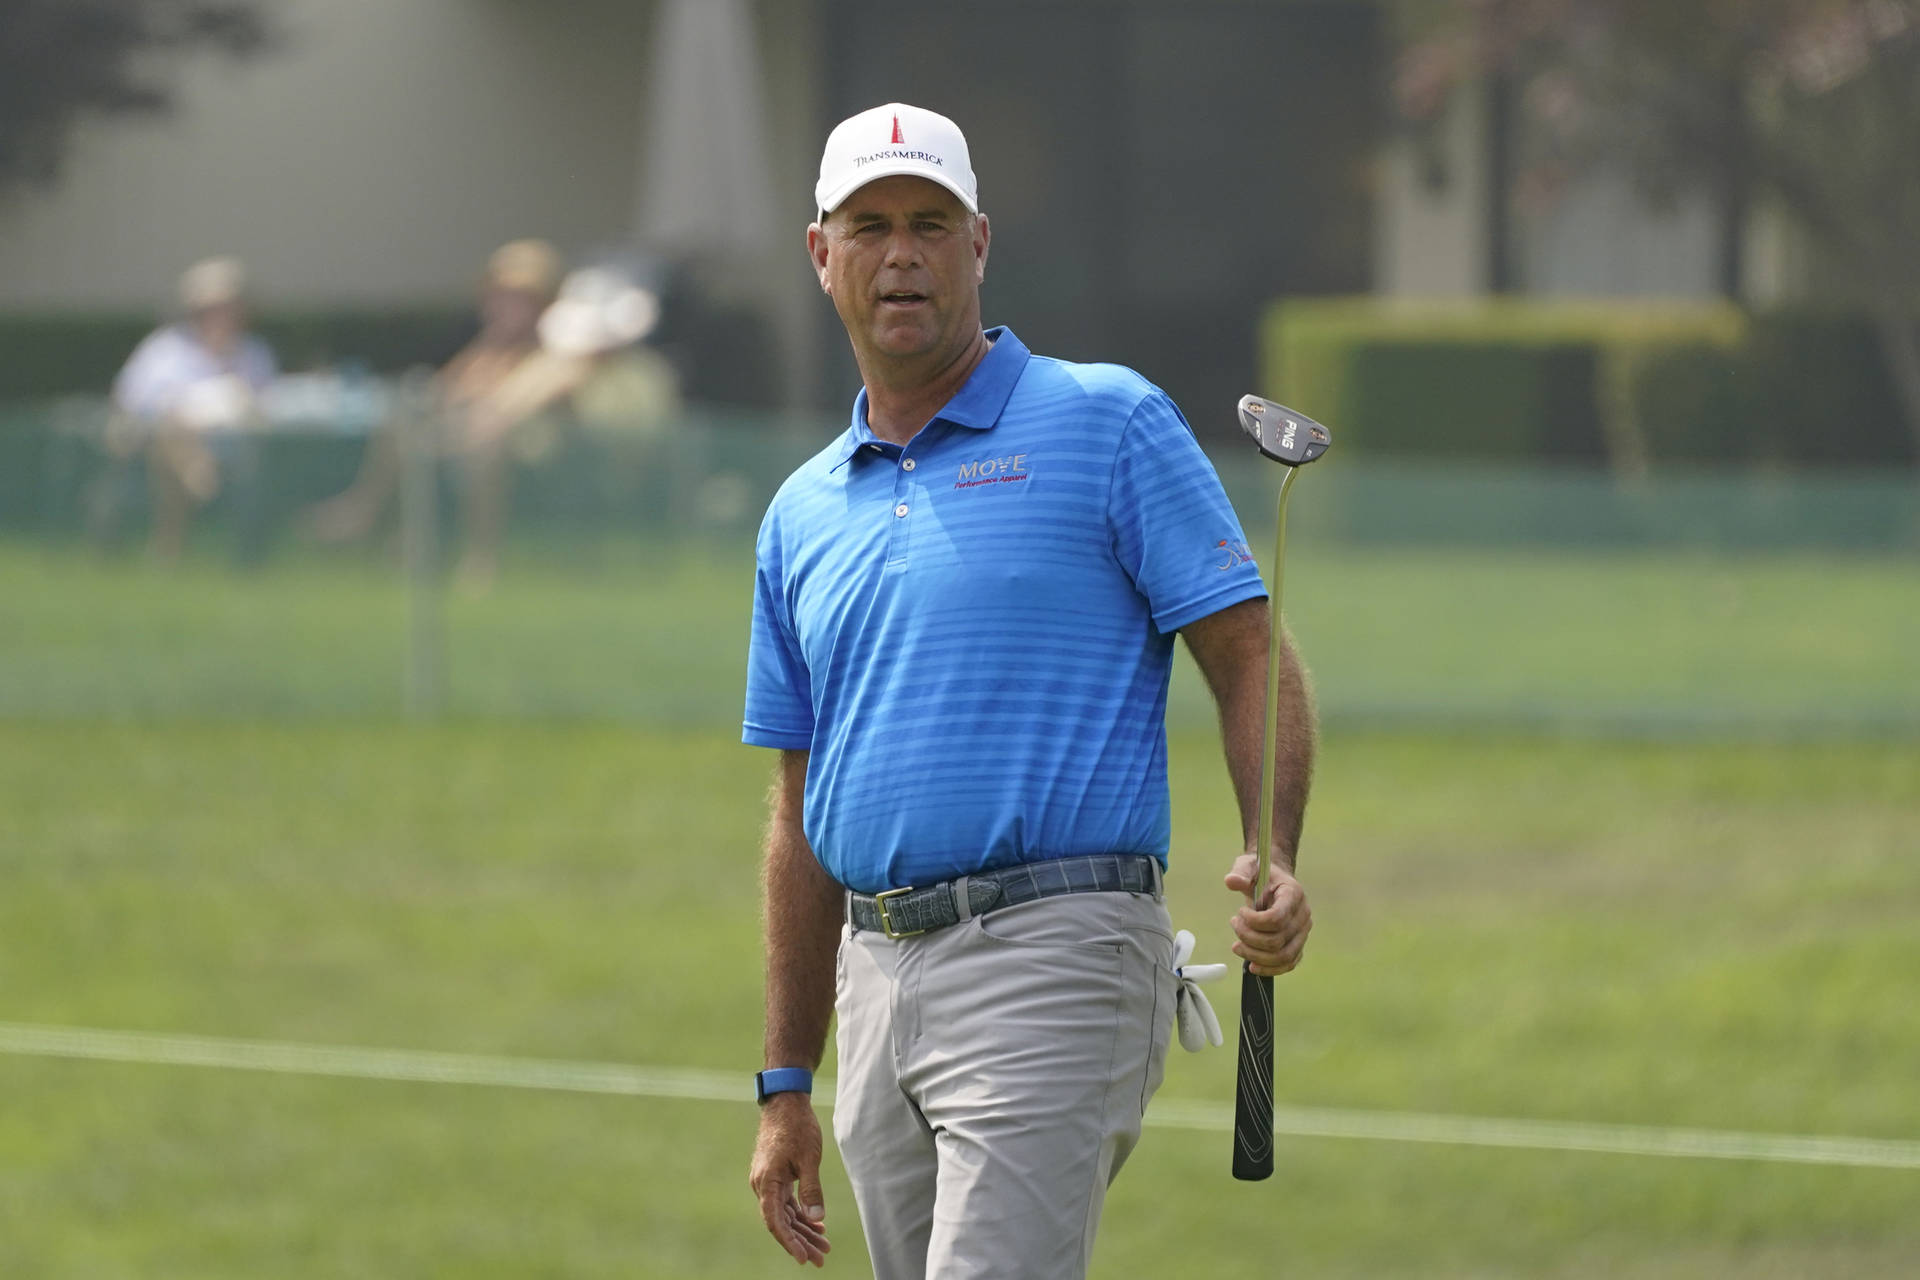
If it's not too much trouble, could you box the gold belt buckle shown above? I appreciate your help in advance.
[874,887,925,939]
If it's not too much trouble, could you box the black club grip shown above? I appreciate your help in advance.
[1232,965,1275,1180]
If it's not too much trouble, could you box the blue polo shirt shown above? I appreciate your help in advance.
[743,327,1266,893]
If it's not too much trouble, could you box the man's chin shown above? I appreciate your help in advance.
[867,323,942,360]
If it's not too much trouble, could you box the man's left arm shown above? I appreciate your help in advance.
[1181,598,1316,977]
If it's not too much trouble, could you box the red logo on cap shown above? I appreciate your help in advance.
[890,114,904,145]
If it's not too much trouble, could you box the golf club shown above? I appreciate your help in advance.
[1231,394,1331,1182]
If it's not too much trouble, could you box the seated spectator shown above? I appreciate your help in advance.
[108,257,278,559]
[445,260,680,587]
[489,262,679,448]
[306,238,563,585]
[309,242,679,590]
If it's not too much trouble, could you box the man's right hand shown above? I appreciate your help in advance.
[749,1093,832,1267]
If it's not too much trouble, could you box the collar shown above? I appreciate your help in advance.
[828,327,1030,471]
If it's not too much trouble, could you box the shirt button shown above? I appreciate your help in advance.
[902,458,916,471]
[894,503,909,518]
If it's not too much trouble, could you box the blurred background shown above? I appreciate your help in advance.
[1,1,1915,1276]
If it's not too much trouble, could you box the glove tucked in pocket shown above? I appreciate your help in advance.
[1171,929,1227,1052]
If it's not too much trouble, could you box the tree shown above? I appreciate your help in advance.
[1395,0,1920,455]
[0,0,275,194]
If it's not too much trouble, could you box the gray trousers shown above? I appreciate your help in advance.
[833,888,1178,1280]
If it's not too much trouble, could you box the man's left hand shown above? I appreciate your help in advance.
[1223,855,1312,977]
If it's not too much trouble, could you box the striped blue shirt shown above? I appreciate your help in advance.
[743,328,1266,893]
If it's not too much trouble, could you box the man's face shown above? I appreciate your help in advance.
[479,285,547,345]
[190,300,245,354]
[809,175,989,367]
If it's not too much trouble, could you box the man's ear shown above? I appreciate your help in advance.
[807,222,832,293]
[972,212,991,284]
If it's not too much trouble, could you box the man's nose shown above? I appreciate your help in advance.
[883,229,921,269]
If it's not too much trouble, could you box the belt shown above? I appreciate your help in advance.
[848,854,1161,939]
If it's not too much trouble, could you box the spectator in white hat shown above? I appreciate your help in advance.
[108,256,278,558]
[310,239,678,590]
[446,258,678,588]
[307,239,564,585]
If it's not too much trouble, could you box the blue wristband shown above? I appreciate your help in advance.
[755,1067,813,1105]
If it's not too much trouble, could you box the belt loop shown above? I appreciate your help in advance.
[951,875,973,923]
[1149,857,1164,900]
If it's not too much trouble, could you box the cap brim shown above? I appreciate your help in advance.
[816,160,978,219]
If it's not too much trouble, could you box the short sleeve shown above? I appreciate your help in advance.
[111,331,176,418]
[742,514,815,749]
[1108,390,1268,633]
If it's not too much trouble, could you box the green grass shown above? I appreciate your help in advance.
[2,723,1917,1277]
[3,539,1917,735]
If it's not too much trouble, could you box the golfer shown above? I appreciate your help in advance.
[745,103,1315,1279]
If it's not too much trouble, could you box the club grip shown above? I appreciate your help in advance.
[1232,965,1275,1181]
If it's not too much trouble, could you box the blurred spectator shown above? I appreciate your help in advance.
[525,260,679,442]
[105,256,278,559]
[308,241,679,589]
[306,238,562,580]
[452,259,680,587]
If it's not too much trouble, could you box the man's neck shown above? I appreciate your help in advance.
[858,329,992,445]
[190,327,241,360]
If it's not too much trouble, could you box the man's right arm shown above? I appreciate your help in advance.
[748,748,840,1268]
[111,330,172,419]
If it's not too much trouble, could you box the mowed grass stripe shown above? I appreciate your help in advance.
[0,1021,739,1104]
[8,1021,1918,1173]
[5,542,1917,735]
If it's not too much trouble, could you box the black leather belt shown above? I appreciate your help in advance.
[848,854,1161,939]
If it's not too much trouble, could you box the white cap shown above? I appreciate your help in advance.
[814,102,978,219]
[538,266,660,357]
[178,256,247,311]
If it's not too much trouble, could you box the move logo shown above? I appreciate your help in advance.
[954,454,1030,489]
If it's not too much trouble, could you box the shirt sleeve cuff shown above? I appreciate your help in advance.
[1152,577,1270,635]
[743,722,813,750]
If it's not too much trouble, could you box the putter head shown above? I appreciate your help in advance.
[1238,395,1331,466]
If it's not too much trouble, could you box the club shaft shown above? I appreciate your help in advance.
[1233,467,1296,1183]
[1254,465,1298,905]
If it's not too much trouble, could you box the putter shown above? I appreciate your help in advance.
[1231,394,1330,1182]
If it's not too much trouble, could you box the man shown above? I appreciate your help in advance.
[312,241,680,587]
[307,239,563,587]
[744,103,1315,1279]
[109,257,278,559]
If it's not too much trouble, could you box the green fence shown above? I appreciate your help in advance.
[2,398,1915,737]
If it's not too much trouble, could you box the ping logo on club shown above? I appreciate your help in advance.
[1280,419,1298,451]
[954,454,1029,489]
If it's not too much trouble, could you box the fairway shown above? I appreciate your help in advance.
[8,1,1919,1275]
[3,541,1917,735]
[2,723,1915,1277]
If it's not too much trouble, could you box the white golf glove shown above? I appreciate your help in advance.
[1171,929,1227,1052]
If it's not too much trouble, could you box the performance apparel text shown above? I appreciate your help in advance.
[954,454,1029,489]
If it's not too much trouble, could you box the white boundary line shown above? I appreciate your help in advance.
[4,1021,1917,1171]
